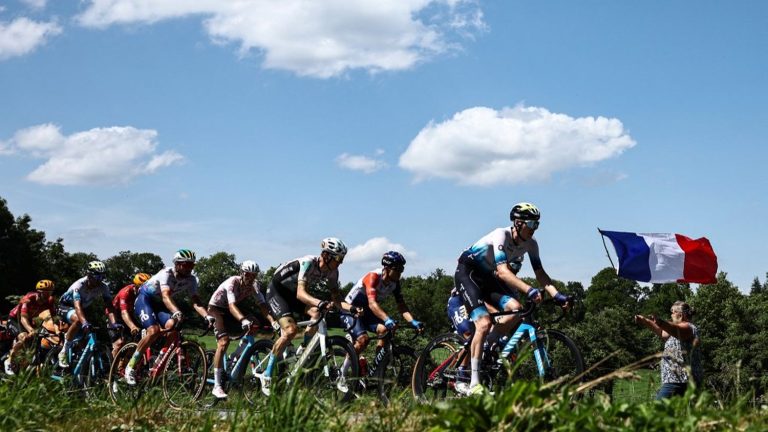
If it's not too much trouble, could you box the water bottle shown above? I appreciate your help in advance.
[358,355,368,377]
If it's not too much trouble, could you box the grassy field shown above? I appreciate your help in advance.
[2,368,767,432]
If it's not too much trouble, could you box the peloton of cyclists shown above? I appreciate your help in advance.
[4,279,57,375]
[453,202,570,396]
[57,261,119,368]
[124,249,212,385]
[207,260,279,399]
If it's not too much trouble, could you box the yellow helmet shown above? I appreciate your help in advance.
[133,272,151,287]
[36,279,55,292]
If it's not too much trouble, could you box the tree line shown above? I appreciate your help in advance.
[2,196,767,401]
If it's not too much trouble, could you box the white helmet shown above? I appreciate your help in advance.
[240,260,260,274]
[320,237,347,257]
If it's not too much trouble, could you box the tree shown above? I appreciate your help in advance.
[104,251,165,292]
[0,197,47,310]
[195,252,238,303]
[584,267,643,316]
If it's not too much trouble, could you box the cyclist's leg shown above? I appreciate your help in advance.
[4,319,25,373]
[447,293,473,381]
[57,306,79,366]
[208,306,232,397]
[455,263,492,392]
[263,282,298,384]
[126,293,166,382]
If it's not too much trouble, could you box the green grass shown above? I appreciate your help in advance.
[612,368,659,403]
[3,367,768,432]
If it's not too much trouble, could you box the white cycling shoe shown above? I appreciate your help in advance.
[212,386,228,399]
[4,359,15,376]
[124,366,137,386]
[255,373,271,396]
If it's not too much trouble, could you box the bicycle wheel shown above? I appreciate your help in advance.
[242,339,274,406]
[303,335,358,403]
[108,342,145,404]
[377,346,417,404]
[411,333,464,403]
[162,340,208,409]
[81,349,111,398]
[13,334,40,373]
[506,329,584,387]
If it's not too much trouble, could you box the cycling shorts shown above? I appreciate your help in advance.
[265,281,306,320]
[134,291,173,329]
[447,293,474,335]
[339,310,382,340]
[207,305,243,340]
[454,261,517,319]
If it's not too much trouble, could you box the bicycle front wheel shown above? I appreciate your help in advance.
[377,345,417,404]
[162,341,208,409]
[411,333,464,403]
[506,329,584,387]
[242,339,274,406]
[108,342,144,404]
[304,335,358,403]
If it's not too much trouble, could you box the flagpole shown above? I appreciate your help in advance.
[597,228,617,270]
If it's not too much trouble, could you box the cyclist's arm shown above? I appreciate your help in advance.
[74,299,88,325]
[296,280,322,308]
[256,302,277,327]
[227,302,246,322]
[190,294,209,319]
[496,263,533,295]
[121,309,140,333]
[533,267,559,299]
[104,301,118,325]
[20,312,35,334]
[161,286,181,314]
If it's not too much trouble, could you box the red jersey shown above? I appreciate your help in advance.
[112,284,137,315]
[9,291,55,320]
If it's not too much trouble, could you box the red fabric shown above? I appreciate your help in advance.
[9,291,55,319]
[112,284,137,313]
[675,234,718,284]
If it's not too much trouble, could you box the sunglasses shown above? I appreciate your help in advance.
[387,265,405,273]
[331,255,344,264]
[177,261,196,269]
[90,273,106,280]
[522,220,540,230]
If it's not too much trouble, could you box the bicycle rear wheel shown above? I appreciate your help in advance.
[506,329,584,387]
[162,341,208,409]
[411,333,464,403]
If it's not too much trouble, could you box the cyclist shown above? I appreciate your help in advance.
[109,273,151,358]
[3,279,57,375]
[453,202,570,395]
[260,237,354,395]
[207,260,279,399]
[57,261,118,368]
[124,249,212,385]
[340,251,423,371]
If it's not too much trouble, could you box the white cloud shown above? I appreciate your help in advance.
[76,0,484,78]
[2,124,185,185]
[21,0,48,10]
[347,237,414,264]
[399,105,636,186]
[0,17,61,60]
[336,153,387,174]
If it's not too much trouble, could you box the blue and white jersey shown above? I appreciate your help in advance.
[459,227,541,274]
[60,276,111,308]
[139,267,199,301]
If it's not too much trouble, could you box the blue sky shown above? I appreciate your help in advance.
[1,1,766,292]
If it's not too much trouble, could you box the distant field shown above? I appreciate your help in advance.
[612,368,659,403]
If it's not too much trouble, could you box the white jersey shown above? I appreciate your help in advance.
[460,227,542,273]
[60,276,111,308]
[139,267,199,300]
[209,275,265,308]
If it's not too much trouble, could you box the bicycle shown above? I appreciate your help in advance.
[251,307,359,403]
[6,325,64,375]
[201,325,276,407]
[50,326,112,398]
[412,300,584,401]
[108,326,208,409]
[355,326,420,404]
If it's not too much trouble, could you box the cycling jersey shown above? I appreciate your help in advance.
[270,255,340,296]
[112,284,137,315]
[139,267,199,301]
[59,276,111,308]
[459,227,541,273]
[266,255,339,319]
[9,291,55,321]
[345,268,404,307]
[208,276,266,309]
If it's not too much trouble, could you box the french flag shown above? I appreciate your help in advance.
[599,230,718,284]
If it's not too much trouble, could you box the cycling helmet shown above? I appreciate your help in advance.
[240,260,260,274]
[36,279,55,292]
[133,273,151,286]
[381,251,406,268]
[320,237,348,257]
[87,260,106,275]
[173,249,197,263]
[510,202,541,221]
